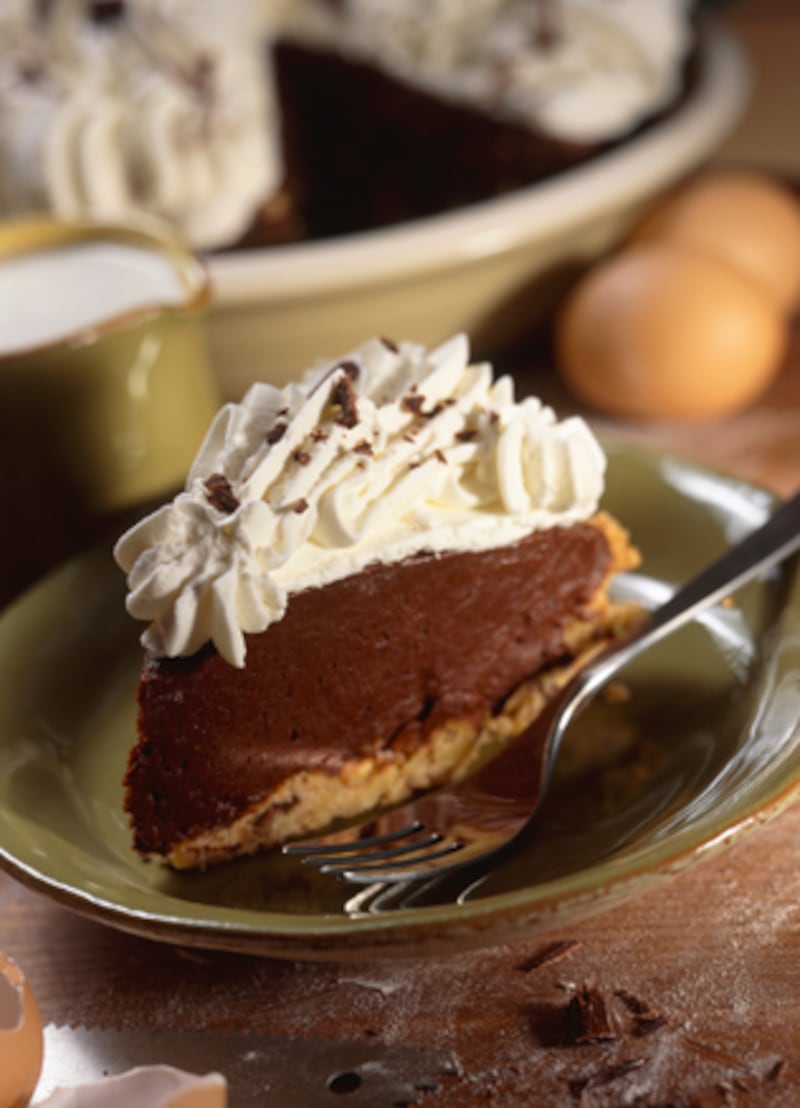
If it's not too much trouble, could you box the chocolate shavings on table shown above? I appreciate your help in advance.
[614,989,668,1037]
[568,1058,646,1099]
[203,474,239,514]
[564,985,618,1045]
[515,940,581,974]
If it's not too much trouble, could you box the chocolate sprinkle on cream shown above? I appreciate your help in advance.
[203,473,239,514]
[380,336,399,352]
[332,372,360,428]
[266,420,288,445]
[402,393,447,420]
[456,429,478,443]
[402,394,426,416]
[293,450,311,465]
[354,440,374,456]
[288,498,309,514]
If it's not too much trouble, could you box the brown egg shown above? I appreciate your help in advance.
[634,171,800,312]
[0,952,44,1108]
[556,244,786,420]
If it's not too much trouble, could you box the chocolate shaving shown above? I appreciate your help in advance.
[354,440,374,456]
[401,393,445,420]
[515,940,581,974]
[311,429,329,443]
[293,450,311,466]
[564,985,617,1045]
[287,498,309,514]
[402,394,426,416]
[569,1058,645,1098]
[534,0,562,50]
[766,1059,786,1083]
[89,0,126,23]
[18,62,44,84]
[203,473,239,514]
[189,54,215,101]
[456,429,478,443]
[332,372,359,428]
[434,449,447,465]
[614,990,668,1037]
[266,420,288,445]
[380,336,399,352]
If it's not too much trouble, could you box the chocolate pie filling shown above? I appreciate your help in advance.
[127,521,612,855]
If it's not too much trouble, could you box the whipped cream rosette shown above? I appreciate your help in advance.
[0,0,279,250]
[115,334,606,667]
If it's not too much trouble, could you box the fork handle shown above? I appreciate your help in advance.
[578,486,800,706]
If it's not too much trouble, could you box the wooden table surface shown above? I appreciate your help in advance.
[2,6,800,1106]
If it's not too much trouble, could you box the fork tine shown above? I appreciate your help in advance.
[323,839,466,880]
[283,821,425,856]
[297,831,445,869]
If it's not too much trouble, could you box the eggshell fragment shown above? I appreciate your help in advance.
[556,244,786,420]
[36,1065,227,1108]
[634,171,800,312]
[0,952,44,1108]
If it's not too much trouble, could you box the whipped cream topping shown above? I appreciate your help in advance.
[0,0,279,250]
[288,0,693,143]
[115,334,607,667]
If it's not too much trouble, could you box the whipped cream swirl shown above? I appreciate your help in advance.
[115,334,607,667]
[0,0,279,250]
[290,0,693,143]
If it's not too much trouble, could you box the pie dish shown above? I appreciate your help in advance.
[206,27,749,396]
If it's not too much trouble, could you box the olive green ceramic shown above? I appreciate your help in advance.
[0,445,798,960]
[0,216,218,513]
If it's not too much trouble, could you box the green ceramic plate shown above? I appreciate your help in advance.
[1,444,799,960]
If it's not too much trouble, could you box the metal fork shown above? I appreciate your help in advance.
[285,489,800,886]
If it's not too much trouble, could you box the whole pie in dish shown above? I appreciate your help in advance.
[0,0,696,250]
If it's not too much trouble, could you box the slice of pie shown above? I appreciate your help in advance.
[115,334,640,868]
